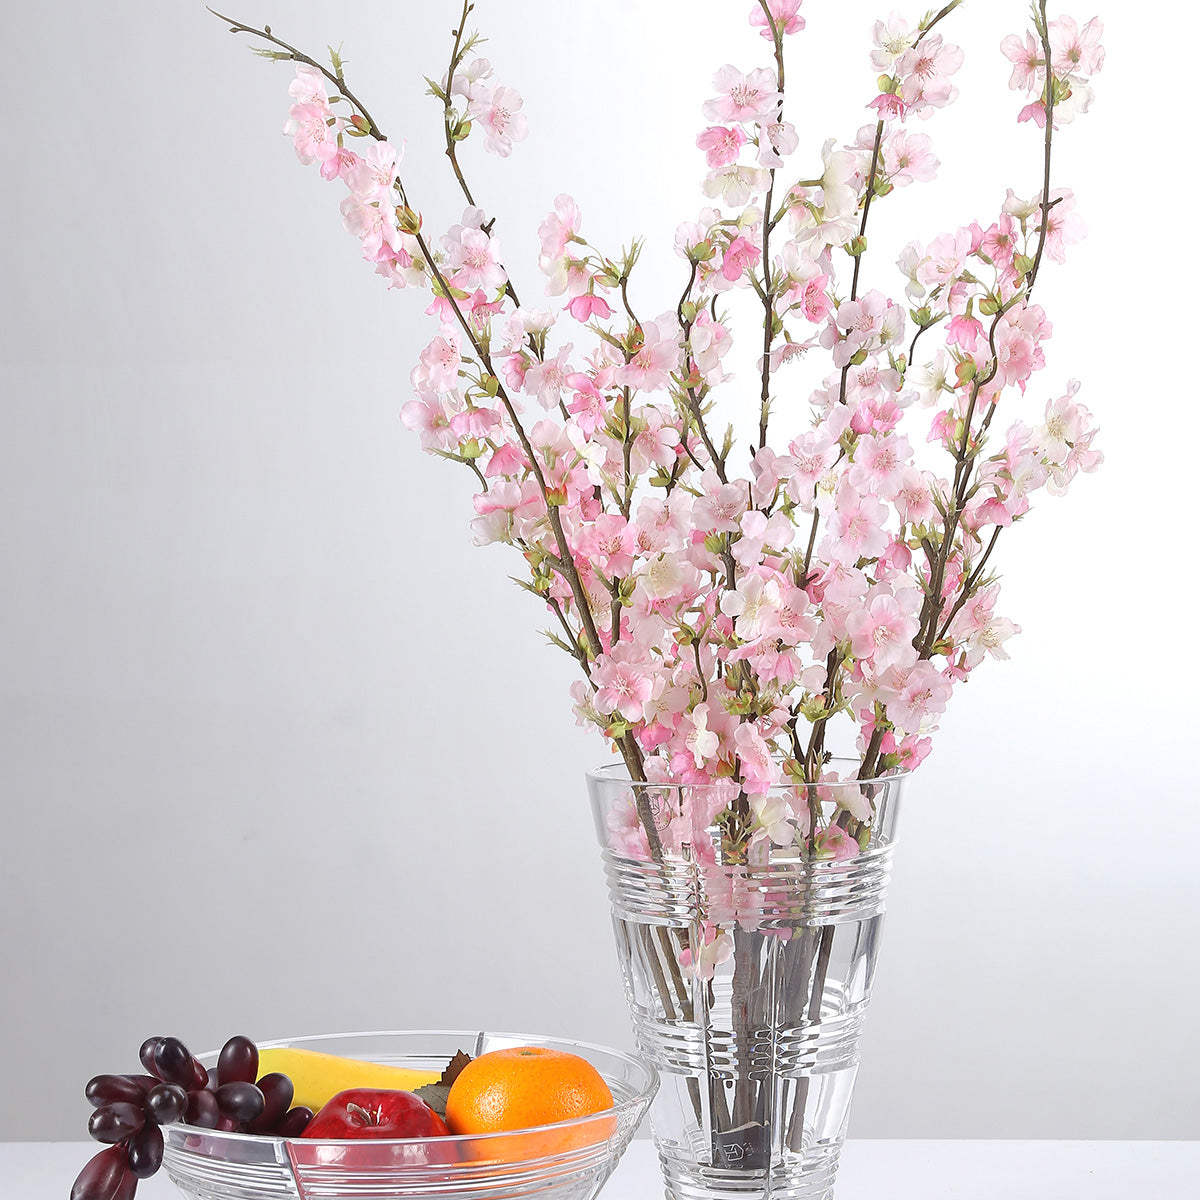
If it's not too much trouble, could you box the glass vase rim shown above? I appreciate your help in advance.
[586,756,911,790]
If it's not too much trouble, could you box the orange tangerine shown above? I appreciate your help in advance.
[444,1046,615,1162]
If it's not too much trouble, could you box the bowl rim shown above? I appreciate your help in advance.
[163,1028,657,1148]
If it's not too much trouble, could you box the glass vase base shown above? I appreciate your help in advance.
[658,1145,839,1200]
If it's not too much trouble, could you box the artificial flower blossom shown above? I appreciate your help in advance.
[248,0,1103,878]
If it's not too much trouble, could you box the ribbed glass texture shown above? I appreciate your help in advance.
[160,1030,656,1200]
[588,766,905,1200]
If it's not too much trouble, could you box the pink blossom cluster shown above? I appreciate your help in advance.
[265,0,1104,859]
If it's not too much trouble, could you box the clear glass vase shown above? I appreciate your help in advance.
[587,763,906,1200]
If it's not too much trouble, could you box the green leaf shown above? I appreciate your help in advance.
[413,1051,473,1119]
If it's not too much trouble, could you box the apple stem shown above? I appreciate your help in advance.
[344,1102,384,1127]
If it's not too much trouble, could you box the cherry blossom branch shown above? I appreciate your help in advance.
[916,1,964,47]
[756,0,786,452]
[848,120,885,304]
[221,11,652,788]
[209,9,387,147]
[916,1,1059,659]
[439,1,480,210]
[1026,4,1058,298]
[935,526,1001,644]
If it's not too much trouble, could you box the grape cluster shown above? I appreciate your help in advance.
[70,1035,312,1200]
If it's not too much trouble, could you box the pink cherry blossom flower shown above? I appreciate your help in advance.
[697,125,747,168]
[288,64,329,108]
[400,393,458,451]
[896,34,964,117]
[849,433,911,500]
[340,194,401,260]
[694,479,748,534]
[721,235,762,282]
[895,467,937,526]
[845,591,920,672]
[750,0,804,39]
[467,84,529,157]
[566,293,613,322]
[346,140,402,201]
[917,228,972,288]
[285,102,340,164]
[447,56,494,103]
[539,194,580,262]
[756,117,799,168]
[415,332,462,393]
[871,13,916,72]
[869,92,909,120]
[830,290,888,367]
[447,226,507,292]
[813,824,859,862]
[878,731,932,772]
[823,487,891,565]
[883,129,938,187]
[721,571,781,642]
[992,320,1038,389]
[888,662,954,734]
[703,164,771,206]
[703,65,782,124]
[484,442,526,479]
[615,317,680,393]
[679,923,733,981]
[682,703,721,769]
[320,146,362,183]
[1034,189,1086,264]
[818,137,859,220]
[565,374,607,436]
[734,722,776,794]
[581,513,637,577]
[630,409,681,475]
[523,344,574,409]
[1049,16,1105,78]
[981,214,1018,268]
[449,407,499,440]
[751,793,796,846]
[1034,381,1103,495]
[593,644,655,723]
[605,792,653,860]
[1001,31,1043,94]
[690,311,734,384]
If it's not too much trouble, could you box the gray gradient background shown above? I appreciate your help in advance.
[2,0,1197,1142]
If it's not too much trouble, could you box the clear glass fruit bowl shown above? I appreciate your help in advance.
[160,1030,656,1200]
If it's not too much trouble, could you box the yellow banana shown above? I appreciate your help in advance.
[257,1046,441,1115]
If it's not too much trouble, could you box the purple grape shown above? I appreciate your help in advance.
[112,1171,137,1200]
[70,1145,131,1200]
[126,1121,164,1179]
[272,1106,313,1138]
[85,1075,146,1109]
[214,1081,265,1124]
[184,1088,220,1129]
[145,1083,187,1126]
[189,1057,210,1090]
[214,1114,239,1132]
[87,1102,144,1144]
[245,1072,293,1133]
[138,1037,164,1078]
[152,1038,195,1089]
[216,1035,258,1086]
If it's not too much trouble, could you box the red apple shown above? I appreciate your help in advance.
[301,1088,449,1140]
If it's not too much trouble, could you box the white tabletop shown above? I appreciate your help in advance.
[8,1139,1198,1199]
